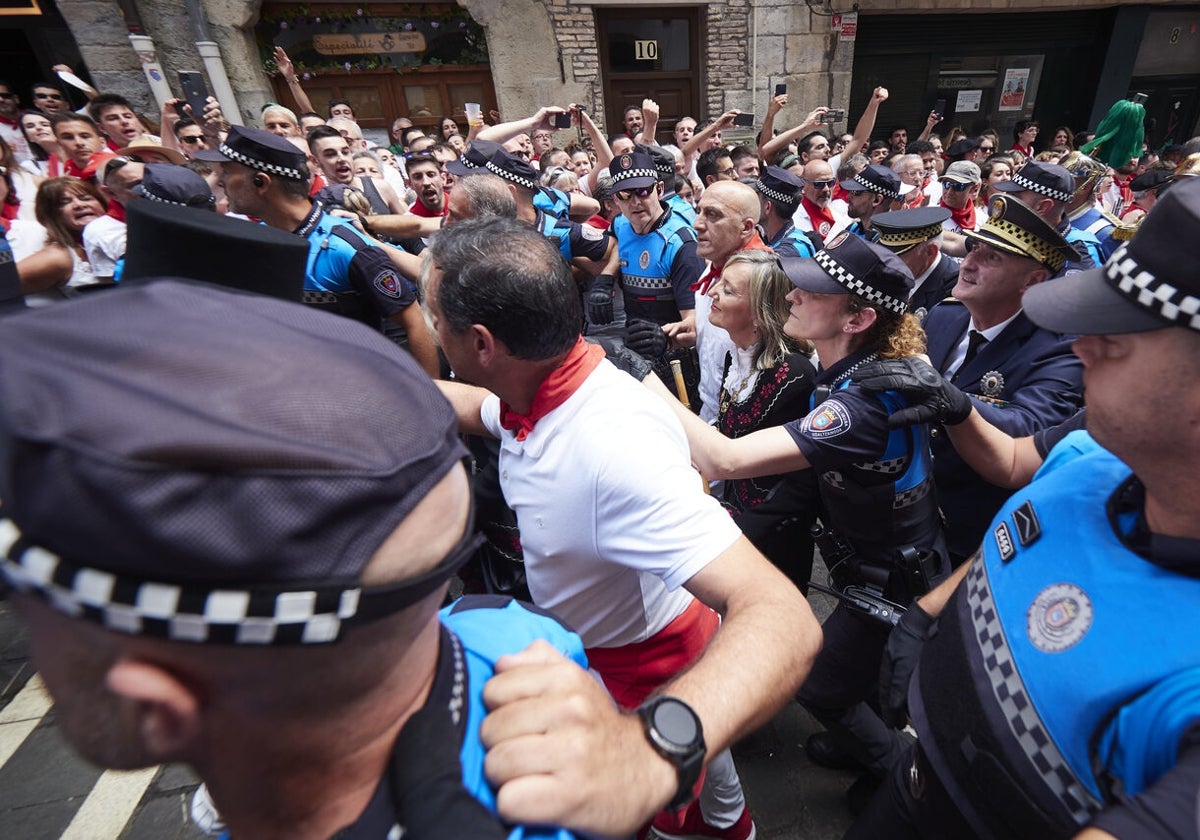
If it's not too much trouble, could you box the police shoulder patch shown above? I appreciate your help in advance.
[801,398,852,439]
[580,224,604,241]
[994,520,1015,561]
[1012,500,1041,547]
[1027,583,1093,653]
[374,271,402,299]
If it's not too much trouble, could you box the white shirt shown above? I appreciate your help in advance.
[481,360,741,648]
[82,214,126,278]
[943,309,1021,379]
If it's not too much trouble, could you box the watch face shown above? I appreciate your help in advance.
[653,698,700,746]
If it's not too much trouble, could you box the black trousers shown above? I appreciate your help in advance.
[796,604,911,778]
[845,742,976,840]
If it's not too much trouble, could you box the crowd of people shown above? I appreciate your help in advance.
[2,51,1200,840]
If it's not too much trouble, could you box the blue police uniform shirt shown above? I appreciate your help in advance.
[533,186,572,220]
[665,193,696,225]
[612,204,704,325]
[1057,217,1102,277]
[912,438,1200,837]
[767,220,818,259]
[334,596,588,840]
[294,202,417,327]
[535,209,609,264]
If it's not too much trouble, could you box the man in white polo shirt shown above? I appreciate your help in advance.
[428,216,821,840]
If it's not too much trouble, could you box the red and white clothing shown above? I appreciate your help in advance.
[0,116,31,163]
[481,358,740,647]
[792,196,846,244]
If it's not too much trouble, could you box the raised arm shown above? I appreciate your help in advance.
[843,86,889,159]
[916,109,943,143]
[274,47,315,116]
[682,110,738,160]
[434,379,492,435]
[638,98,660,146]
[476,107,566,145]
[757,92,788,162]
[759,105,828,164]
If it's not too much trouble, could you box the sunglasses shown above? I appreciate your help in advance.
[34,92,66,101]
[615,184,659,201]
[941,180,974,191]
[0,93,16,100]
[806,179,837,189]
[179,135,204,145]
[979,145,995,153]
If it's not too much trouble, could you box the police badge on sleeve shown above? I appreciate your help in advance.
[375,271,402,299]
[802,399,852,439]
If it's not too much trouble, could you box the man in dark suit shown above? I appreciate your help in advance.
[922,195,1085,561]
[870,207,959,323]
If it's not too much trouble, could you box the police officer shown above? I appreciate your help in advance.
[589,151,704,400]
[870,207,959,322]
[483,149,614,271]
[849,166,1200,840]
[921,195,1085,562]
[195,124,439,376]
[836,164,914,241]
[992,160,1103,275]
[752,165,819,258]
[0,279,588,840]
[647,232,947,803]
[641,142,696,225]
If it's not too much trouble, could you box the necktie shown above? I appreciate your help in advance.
[955,330,988,380]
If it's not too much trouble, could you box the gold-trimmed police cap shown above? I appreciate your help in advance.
[964,194,1076,273]
[870,207,951,254]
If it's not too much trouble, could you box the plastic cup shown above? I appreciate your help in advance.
[465,102,482,126]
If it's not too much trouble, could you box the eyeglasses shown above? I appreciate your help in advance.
[0,93,16,100]
[615,185,658,201]
[979,145,995,153]
[720,167,737,178]
[806,179,837,189]
[941,180,974,191]
[34,92,65,101]
[179,135,204,145]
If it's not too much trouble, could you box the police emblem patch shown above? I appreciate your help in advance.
[1027,583,1093,653]
[980,370,1005,397]
[580,225,604,241]
[375,272,402,299]
[818,221,832,237]
[913,306,928,323]
[801,398,852,439]
[990,195,1005,218]
[639,249,651,269]
[619,154,633,171]
[826,231,850,250]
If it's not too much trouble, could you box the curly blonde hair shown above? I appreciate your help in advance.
[846,295,926,359]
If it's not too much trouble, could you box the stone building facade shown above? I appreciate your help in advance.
[15,0,1200,146]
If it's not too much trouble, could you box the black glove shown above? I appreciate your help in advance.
[879,602,936,729]
[625,318,669,359]
[601,339,654,381]
[586,274,616,325]
[850,358,973,428]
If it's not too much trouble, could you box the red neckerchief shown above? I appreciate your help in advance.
[64,155,99,182]
[0,114,16,128]
[692,232,770,294]
[941,199,976,231]
[1113,173,1135,208]
[801,196,836,242]
[308,174,327,197]
[831,183,849,204]
[1,201,18,226]
[498,337,606,441]
[107,200,126,223]
[1010,142,1033,157]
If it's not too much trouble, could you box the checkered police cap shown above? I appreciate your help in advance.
[485,150,538,191]
[1025,177,1200,336]
[994,161,1075,203]
[754,165,804,211]
[131,163,215,209]
[0,281,473,645]
[609,151,659,191]
[784,231,914,314]
[192,124,309,181]
[844,164,902,200]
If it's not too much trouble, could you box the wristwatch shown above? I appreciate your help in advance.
[637,695,707,811]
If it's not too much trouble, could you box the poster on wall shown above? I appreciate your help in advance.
[956,90,982,113]
[998,68,1029,111]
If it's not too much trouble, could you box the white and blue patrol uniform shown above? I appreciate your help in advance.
[768,220,818,259]
[911,436,1200,838]
[612,204,704,325]
[534,208,609,265]
[294,202,417,329]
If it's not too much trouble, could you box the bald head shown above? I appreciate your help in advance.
[802,160,836,207]
[695,181,760,263]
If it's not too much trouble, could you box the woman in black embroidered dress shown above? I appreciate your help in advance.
[707,250,819,589]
